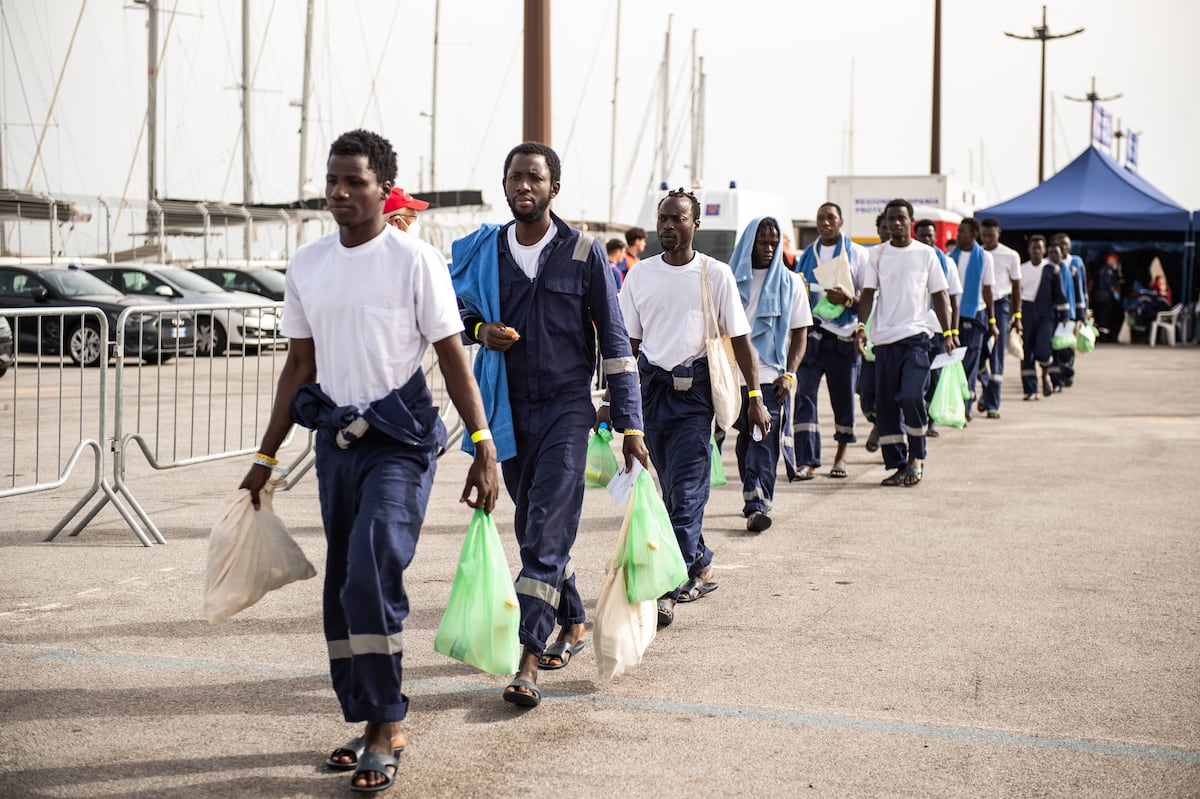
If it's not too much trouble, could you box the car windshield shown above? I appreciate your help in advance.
[41,268,126,298]
[158,267,226,293]
[247,268,286,292]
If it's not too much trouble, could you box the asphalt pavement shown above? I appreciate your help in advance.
[1,343,1198,798]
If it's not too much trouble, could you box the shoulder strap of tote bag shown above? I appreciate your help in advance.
[700,256,720,340]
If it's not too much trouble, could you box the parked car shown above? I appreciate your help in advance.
[83,264,281,356]
[0,263,194,367]
[0,316,13,376]
[190,266,286,301]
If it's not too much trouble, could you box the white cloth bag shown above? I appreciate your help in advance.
[700,257,740,431]
[203,479,316,624]
[593,492,658,682]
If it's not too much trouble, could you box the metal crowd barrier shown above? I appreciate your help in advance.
[2,299,484,545]
[0,308,147,542]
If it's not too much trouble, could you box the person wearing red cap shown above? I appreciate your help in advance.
[383,187,429,234]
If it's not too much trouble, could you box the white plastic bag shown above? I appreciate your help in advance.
[203,480,316,624]
[593,492,658,681]
[1006,327,1024,360]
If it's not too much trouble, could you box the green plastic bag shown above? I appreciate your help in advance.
[929,361,967,428]
[709,434,726,486]
[812,296,845,321]
[434,509,520,674]
[621,471,688,603]
[1051,321,1077,351]
[585,424,620,488]
[862,314,876,362]
[1076,322,1096,354]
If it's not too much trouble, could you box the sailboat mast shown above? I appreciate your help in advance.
[688,29,696,187]
[659,15,670,182]
[242,0,253,205]
[607,0,621,221]
[147,0,158,203]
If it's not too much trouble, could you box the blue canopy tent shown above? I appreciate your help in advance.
[976,147,1193,342]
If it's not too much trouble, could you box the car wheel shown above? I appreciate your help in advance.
[68,322,107,367]
[196,317,228,357]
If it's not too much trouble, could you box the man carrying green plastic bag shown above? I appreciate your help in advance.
[435,509,521,675]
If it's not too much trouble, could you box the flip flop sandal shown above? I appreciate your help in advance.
[865,431,880,452]
[829,466,848,478]
[502,678,542,708]
[350,750,400,794]
[656,598,675,628]
[538,640,586,671]
[881,468,906,487]
[327,738,405,772]
[676,577,719,603]
[903,463,924,487]
[794,466,816,481]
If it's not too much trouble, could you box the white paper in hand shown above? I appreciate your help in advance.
[812,252,854,295]
[930,346,967,371]
[606,458,645,507]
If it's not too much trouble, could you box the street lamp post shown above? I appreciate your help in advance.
[1005,5,1083,184]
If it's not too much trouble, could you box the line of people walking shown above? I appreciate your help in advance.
[238,129,1093,794]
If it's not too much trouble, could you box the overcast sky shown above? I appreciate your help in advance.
[5,0,1198,229]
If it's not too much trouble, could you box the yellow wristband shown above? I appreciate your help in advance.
[1013,312,1023,319]
[470,428,493,444]
[951,328,960,336]
[943,330,954,338]
[782,372,796,384]
[623,429,645,437]
[747,389,762,398]
[988,317,997,325]
[473,321,484,340]
[254,452,278,465]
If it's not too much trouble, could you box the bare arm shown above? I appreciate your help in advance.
[854,288,876,357]
[1009,280,1023,332]
[433,334,500,514]
[933,290,954,354]
[773,326,808,404]
[983,284,999,340]
[730,334,769,437]
[239,338,318,509]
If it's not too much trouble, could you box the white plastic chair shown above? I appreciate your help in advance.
[1148,303,1183,347]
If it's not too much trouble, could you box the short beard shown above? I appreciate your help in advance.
[507,194,551,224]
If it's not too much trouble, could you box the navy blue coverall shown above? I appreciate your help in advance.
[1021,262,1070,397]
[461,213,642,655]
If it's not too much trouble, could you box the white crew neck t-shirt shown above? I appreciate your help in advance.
[281,226,463,411]
[619,252,751,371]
[507,223,556,280]
[861,240,949,345]
[985,243,1023,300]
[743,268,813,385]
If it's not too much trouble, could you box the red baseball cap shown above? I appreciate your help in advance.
[383,187,430,216]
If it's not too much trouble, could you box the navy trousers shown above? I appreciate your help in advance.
[924,333,943,410]
[733,383,783,516]
[874,335,931,470]
[502,395,592,654]
[858,359,877,423]
[641,358,714,595]
[316,431,436,723]
[978,296,1010,412]
[1052,346,1076,387]
[1021,308,1056,396]
[959,312,987,417]
[793,331,859,468]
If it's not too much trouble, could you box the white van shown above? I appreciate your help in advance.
[636,183,792,264]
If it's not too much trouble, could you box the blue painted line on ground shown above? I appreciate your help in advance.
[25,648,1200,766]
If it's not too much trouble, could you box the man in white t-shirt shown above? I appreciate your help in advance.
[618,188,769,627]
[977,218,1023,418]
[914,219,962,440]
[856,199,953,487]
[945,218,998,423]
[793,201,870,478]
[729,216,812,532]
[241,129,500,792]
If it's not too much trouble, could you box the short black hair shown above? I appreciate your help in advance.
[329,129,397,186]
[1052,232,1071,243]
[1029,234,1047,246]
[981,217,1000,229]
[958,217,980,235]
[657,187,701,221]
[818,201,843,219]
[625,227,646,246]
[503,142,562,184]
[883,198,914,218]
[914,218,936,231]
[875,212,886,228]
[606,238,626,255]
